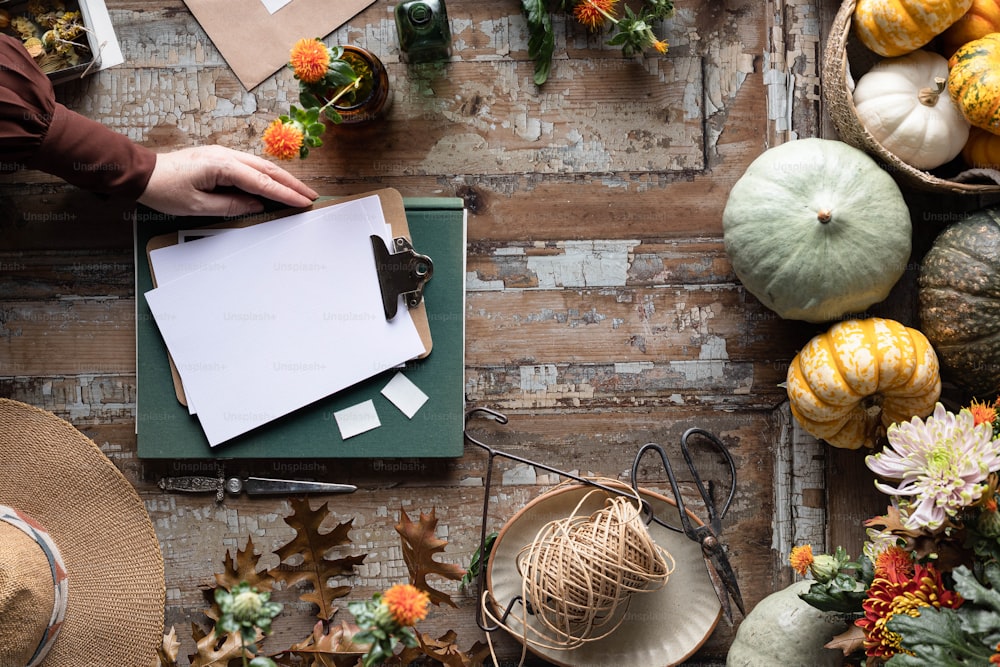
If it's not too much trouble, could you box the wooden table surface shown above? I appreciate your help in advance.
[1,1,995,665]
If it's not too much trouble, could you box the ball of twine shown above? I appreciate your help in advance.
[513,489,675,650]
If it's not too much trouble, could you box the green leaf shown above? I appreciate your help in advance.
[886,607,995,666]
[323,107,343,124]
[307,122,326,137]
[462,531,497,589]
[299,91,323,109]
[521,0,554,85]
[248,658,278,667]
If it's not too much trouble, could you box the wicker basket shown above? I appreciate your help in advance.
[822,0,1000,195]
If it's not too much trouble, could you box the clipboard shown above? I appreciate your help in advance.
[145,189,432,409]
[135,189,467,459]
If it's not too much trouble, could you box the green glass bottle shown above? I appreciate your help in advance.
[394,0,452,63]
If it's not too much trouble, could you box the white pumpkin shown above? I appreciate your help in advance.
[727,581,848,667]
[853,50,970,170]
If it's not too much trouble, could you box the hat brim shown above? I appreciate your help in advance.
[486,481,722,666]
[0,400,164,667]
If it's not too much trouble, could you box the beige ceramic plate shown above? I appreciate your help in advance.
[486,482,722,667]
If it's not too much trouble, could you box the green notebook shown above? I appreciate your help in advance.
[135,193,466,459]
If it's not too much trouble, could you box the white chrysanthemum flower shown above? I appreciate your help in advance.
[865,403,999,531]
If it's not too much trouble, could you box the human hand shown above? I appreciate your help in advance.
[137,145,318,216]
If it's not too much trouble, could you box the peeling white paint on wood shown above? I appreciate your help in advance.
[526,240,635,288]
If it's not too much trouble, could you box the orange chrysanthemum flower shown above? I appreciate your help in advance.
[969,398,998,428]
[788,544,814,576]
[856,563,962,659]
[653,39,669,54]
[262,119,304,160]
[383,583,430,627]
[289,38,330,84]
[573,0,617,31]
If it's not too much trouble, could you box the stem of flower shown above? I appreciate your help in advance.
[319,78,363,113]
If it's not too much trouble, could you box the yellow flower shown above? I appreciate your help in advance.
[290,38,330,84]
[789,544,814,576]
[653,39,669,54]
[382,583,429,627]
[262,119,304,160]
[573,0,617,31]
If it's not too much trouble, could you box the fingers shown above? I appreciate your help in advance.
[213,148,318,208]
[137,146,319,217]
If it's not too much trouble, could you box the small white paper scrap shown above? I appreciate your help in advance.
[334,400,381,439]
[260,0,292,13]
[381,372,429,419]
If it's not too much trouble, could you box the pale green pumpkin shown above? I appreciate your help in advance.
[722,138,912,322]
[726,581,848,667]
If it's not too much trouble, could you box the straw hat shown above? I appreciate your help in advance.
[0,399,165,666]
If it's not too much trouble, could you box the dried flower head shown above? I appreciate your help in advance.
[290,37,331,84]
[262,118,305,161]
[789,544,814,576]
[382,583,430,626]
[573,0,617,31]
[969,398,998,428]
[866,403,1000,531]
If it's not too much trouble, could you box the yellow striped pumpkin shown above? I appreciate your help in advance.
[949,33,1000,134]
[854,0,973,57]
[786,318,941,450]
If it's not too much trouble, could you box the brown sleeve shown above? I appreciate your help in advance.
[0,34,156,198]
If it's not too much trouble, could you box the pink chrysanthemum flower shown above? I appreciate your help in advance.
[866,403,999,531]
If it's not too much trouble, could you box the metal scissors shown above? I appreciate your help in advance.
[630,427,745,624]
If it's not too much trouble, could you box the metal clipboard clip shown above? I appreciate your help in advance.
[371,235,434,320]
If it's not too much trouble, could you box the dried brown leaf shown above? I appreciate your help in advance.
[202,535,276,621]
[395,507,467,608]
[156,626,181,666]
[188,625,254,667]
[825,624,865,656]
[413,629,492,667]
[269,497,367,621]
[275,620,368,667]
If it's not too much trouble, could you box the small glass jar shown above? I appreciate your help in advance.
[331,45,391,124]
[395,0,452,63]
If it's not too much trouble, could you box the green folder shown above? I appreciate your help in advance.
[135,193,466,459]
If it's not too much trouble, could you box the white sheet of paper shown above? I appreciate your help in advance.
[86,0,125,71]
[334,400,381,439]
[144,199,426,446]
[149,196,391,415]
[381,372,429,419]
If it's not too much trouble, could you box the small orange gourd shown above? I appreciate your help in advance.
[948,33,1000,134]
[854,0,973,57]
[786,317,941,450]
[962,126,1000,168]
[938,0,1000,57]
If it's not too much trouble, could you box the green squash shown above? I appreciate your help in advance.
[918,206,1000,398]
[722,138,912,322]
[726,580,848,667]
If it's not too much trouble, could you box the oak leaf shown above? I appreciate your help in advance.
[825,624,865,656]
[202,535,275,621]
[269,497,367,621]
[188,623,256,667]
[410,629,492,667]
[275,619,367,667]
[395,507,467,608]
[156,626,180,666]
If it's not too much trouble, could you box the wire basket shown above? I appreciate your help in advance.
[822,0,1000,195]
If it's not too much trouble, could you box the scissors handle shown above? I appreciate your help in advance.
[629,428,736,537]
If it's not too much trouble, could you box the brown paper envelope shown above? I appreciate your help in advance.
[182,0,378,90]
